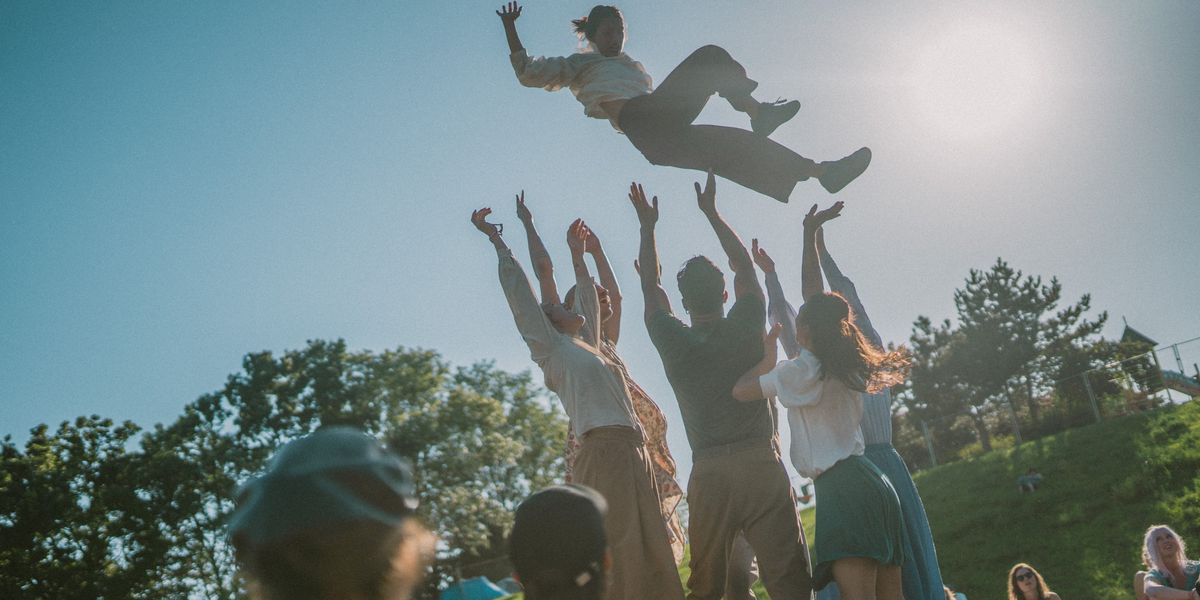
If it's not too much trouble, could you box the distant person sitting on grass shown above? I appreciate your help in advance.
[1142,525,1200,600]
[228,427,436,600]
[1017,468,1043,493]
[509,484,611,600]
[1007,563,1060,600]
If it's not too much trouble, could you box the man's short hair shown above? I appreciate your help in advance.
[676,256,725,314]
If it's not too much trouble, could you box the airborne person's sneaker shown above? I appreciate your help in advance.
[751,99,801,137]
[818,147,872,194]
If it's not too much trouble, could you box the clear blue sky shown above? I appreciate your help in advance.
[3,1,1198,486]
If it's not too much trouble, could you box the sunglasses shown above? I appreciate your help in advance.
[1015,572,1036,583]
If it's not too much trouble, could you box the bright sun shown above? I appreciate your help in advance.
[909,23,1048,139]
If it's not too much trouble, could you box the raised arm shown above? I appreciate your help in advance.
[816,227,883,348]
[800,202,843,302]
[733,323,783,401]
[500,2,580,91]
[515,191,559,304]
[496,2,525,54]
[567,219,602,348]
[696,171,762,302]
[472,207,559,364]
[628,182,672,321]
[583,223,623,344]
[753,239,800,359]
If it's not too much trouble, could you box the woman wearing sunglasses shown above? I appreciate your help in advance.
[1007,563,1060,600]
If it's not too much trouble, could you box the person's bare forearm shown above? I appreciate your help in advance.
[590,241,621,302]
[706,211,752,273]
[503,21,524,54]
[801,224,824,301]
[571,247,591,284]
[638,226,660,295]
[519,217,559,303]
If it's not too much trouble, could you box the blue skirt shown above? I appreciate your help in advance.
[816,444,945,600]
[812,454,906,591]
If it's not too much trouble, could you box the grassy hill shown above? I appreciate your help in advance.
[918,399,1200,599]
[503,400,1200,600]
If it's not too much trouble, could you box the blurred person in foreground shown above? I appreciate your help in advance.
[228,426,435,600]
[510,484,613,600]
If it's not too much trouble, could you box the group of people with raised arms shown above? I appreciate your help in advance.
[475,3,941,599]
[199,5,1195,600]
[470,165,949,599]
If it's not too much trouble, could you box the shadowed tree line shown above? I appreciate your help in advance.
[0,340,567,599]
[892,258,1160,469]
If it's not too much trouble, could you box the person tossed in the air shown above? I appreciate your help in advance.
[496,2,872,203]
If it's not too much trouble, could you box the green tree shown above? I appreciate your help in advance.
[2,340,567,599]
[0,416,181,599]
[902,259,1112,456]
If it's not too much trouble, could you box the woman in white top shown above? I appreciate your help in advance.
[471,204,685,600]
[732,201,910,600]
[495,3,872,203]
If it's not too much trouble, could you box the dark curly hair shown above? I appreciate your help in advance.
[798,292,910,393]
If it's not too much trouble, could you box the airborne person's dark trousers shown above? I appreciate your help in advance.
[619,45,816,203]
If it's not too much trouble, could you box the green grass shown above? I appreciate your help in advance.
[504,400,1200,600]
[918,399,1200,599]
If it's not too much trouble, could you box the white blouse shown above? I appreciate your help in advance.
[495,246,641,436]
[759,349,864,478]
[509,49,653,128]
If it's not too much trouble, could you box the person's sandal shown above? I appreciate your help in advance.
[751,99,801,137]
[818,147,872,193]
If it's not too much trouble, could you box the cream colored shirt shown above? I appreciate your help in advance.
[759,349,865,478]
[496,247,641,436]
[509,48,653,129]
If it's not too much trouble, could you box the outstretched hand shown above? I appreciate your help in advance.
[628,182,658,228]
[471,207,502,239]
[694,169,717,215]
[583,223,603,254]
[751,238,776,273]
[567,218,589,256]
[803,201,843,231]
[496,1,522,23]
[514,190,531,222]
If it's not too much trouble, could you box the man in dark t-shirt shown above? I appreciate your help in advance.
[627,174,811,600]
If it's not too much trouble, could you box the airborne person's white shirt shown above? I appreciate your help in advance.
[509,48,653,129]
[759,349,865,478]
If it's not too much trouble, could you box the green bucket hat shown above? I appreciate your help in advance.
[228,426,418,548]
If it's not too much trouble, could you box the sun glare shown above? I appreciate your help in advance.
[909,23,1049,140]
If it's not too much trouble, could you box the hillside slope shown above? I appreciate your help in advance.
[917,400,1200,599]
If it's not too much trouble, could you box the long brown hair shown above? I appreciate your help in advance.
[1007,563,1053,600]
[798,292,909,393]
